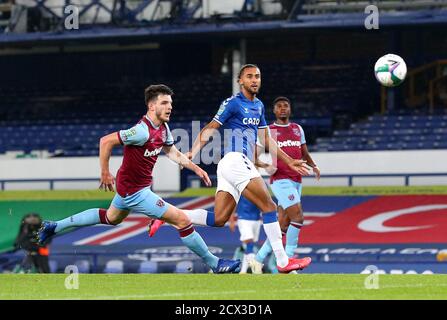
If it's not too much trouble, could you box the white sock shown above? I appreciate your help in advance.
[183,209,208,226]
[240,254,249,273]
[263,222,289,267]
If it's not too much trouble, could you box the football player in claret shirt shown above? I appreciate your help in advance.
[250,96,321,273]
[36,84,241,274]
[150,65,312,273]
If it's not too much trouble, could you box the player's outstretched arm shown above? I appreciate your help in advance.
[258,128,311,176]
[187,120,221,160]
[99,132,121,191]
[301,144,320,180]
[163,144,212,187]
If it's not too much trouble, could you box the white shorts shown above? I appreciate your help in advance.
[216,152,261,202]
[237,219,262,242]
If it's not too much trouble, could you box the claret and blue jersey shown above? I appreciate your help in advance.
[213,92,268,161]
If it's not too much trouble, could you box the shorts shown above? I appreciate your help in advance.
[237,219,262,242]
[216,152,261,203]
[111,186,170,219]
[270,179,302,210]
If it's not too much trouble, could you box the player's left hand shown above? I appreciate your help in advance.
[194,167,212,187]
[288,159,311,176]
[313,166,321,180]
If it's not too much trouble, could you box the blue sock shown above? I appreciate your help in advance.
[255,240,272,263]
[206,211,216,227]
[285,222,302,257]
[245,242,254,254]
[54,208,107,233]
[179,224,218,268]
[262,211,278,224]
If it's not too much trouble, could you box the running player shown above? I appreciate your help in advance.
[150,65,312,273]
[35,84,241,274]
[230,195,262,273]
[250,96,320,273]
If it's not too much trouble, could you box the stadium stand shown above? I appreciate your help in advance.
[138,261,158,274]
[74,259,91,273]
[314,111,447,151]
[104,259,124,273]
[174,260,194,273]
[49,260,58,273]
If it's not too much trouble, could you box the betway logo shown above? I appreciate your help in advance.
[144,147,163,157]
[278,140,300,148]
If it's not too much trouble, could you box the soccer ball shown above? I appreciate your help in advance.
[374,54,407,87]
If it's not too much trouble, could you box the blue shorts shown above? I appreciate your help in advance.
[270,179,302,210]
[111,186,170,219]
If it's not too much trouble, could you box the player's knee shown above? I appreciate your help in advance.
[106,211,124,225]
[173,210,192,229]
[261,200,277,213]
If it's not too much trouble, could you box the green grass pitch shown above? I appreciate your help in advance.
[1,274,446,300]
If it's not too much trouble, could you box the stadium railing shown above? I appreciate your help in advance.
[187,173,447,188]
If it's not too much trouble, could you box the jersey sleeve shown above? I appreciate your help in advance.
[118,122,149,146]
[298,125,306,144]
[213,96,235,125]
[258,103,268,129]
[164,123,174,146]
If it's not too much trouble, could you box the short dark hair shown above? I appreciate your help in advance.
[144,84,174,106]
[273,96,291,107]
[237,64,259,79]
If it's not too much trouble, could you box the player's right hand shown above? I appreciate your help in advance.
[185,151,193,160]
[288,159,311,176]
[100,171,115,192]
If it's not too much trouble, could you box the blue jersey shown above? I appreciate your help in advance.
[213,92,268,161]
[236,196,261,221]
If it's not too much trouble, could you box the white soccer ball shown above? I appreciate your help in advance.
[374,54,407,87]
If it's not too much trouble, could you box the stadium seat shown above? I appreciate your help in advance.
[74,260,91,273]
[49,260,58,273]
[104,260,124,274]
[174,260,194,273]
[138,261,158,274]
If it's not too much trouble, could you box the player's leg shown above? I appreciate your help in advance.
[186,152,246,227]
[283,203,304,257]
[254,205,287,267]
[241,177,290,268]
[147,190,236,236]
[278,206,291,235]
[239,239,254,273]
[133,187,240,273]
[242,177,311,272]
[279,181,304,257]
[36,194,130,244]
[237,219,256,273]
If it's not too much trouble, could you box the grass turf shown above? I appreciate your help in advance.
[176,185,447,197]
[0,274,446,300]
[1,185,446,201]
